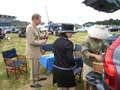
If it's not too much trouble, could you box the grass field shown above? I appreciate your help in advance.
[0,32,87,90]
[0,31,119,90]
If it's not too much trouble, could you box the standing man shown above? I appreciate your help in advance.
[26,13,47,88]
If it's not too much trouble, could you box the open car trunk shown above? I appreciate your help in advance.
[83,0,120,13]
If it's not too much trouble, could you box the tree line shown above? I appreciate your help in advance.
[83,19,120,26]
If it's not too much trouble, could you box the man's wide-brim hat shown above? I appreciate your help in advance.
[87,25,110,39]
[58,23,76,33]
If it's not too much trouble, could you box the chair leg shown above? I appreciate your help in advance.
[18,66,21,74]
[6,69,9,78]
[84,81,88,90]
[20,65,28,73]
[79,72,82,82]
[76,72,82,83]
[14,68,18,80]
[25,65,28,73]
[22,64,28,73]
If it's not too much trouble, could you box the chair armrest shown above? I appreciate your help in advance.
[4,58,16,61]
[17,55,27,63]
[4,58,16,67]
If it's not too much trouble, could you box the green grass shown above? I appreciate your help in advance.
[0,31,119,90]
[0,32,87,90]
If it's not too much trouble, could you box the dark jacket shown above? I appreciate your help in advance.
[53,37,75,68]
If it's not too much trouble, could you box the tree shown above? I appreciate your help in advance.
[83,19,120,26]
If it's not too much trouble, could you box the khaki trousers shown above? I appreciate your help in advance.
[30,58,40,84]
[83,63,93,80]
[83,63,93,90]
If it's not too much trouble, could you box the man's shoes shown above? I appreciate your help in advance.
[30,84,42,88]
[36,77,47,81]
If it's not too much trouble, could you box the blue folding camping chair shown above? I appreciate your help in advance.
[2,48,28,79]
[74,44,83,83]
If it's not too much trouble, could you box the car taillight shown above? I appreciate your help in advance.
[104,38,120,90]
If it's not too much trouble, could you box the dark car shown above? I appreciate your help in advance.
[0,28,6,40]
[104,34,120,45]
[18,27,26,38]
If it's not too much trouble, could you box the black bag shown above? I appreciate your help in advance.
[86,71,104,90]
[86,71,102,85]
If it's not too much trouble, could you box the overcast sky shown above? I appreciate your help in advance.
[0,0,120,24]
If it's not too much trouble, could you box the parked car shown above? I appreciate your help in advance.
[11,28,19,33]
[104,37,120,90]
[77,27,87,32]
[4,29,12,33]
[18,27,26,38]
[86,34,120,90]
[0,28,6,40]
[104,34,120,45]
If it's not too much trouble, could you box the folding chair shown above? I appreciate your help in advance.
[74,57,83,83]
[74,44,83,83]
[2,48,28,79]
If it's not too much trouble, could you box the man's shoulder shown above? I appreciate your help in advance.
[26,24,33,30]
[26,24,34,32]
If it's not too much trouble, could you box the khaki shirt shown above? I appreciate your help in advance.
[81,36,107,67]
[26,24,42,59]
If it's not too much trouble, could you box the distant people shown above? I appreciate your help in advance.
[81,25,110,90]
[19,27,26,37]
[0,28,2,40]
[53,24,76,90]
[26,13,47,88]
[0,28,2,35]
[0,28,5,40]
